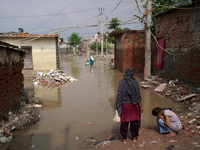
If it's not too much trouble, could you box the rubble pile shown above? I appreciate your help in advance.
[33,70,77,86]
[78,136,113,149]
[141,75,200,135]
[0,91,41,143]
[141,75,200,106]
[180,112,200,135]
[2,107,40,131]
[0,107,40,143]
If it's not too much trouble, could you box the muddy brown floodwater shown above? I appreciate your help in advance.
[0,55,187,150]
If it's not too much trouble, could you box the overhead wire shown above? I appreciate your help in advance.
[104,1,144,29]
[1,0,139,36]
[135,14,191,58]
[4,0,143,44]
[110,0,123,13]
[152,1,200,10]
[0,0,134,19]
[33,3,138,34]
[134,0,143,14]
[17,16,138,45]
[31,0,77,31]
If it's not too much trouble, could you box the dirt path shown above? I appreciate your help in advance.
[85,75,200,150]
[91,127,200,150]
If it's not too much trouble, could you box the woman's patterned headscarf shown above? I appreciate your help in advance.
[114,68,142,116]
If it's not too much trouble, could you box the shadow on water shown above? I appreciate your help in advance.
[1,55,186,150]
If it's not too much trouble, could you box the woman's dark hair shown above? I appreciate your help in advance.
[152,107,163,116]
[152,107,172,116]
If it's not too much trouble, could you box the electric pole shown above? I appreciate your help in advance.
[99,8,104,56]
[145,0,152,80]
[96,32,100,57]
[106,17,108,67]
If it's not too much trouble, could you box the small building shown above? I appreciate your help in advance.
[110,30,146,73]
[0,41,27,120]
[155,1,200,86]
[0,31,59,70]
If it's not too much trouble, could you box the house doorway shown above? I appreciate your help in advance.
[22,46,33,69]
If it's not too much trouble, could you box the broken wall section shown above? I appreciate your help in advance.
[0,41,26,120]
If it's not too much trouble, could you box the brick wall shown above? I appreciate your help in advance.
[156,2,200,86]
[0,43,25,120]
[113,30,146,73]
[115,35,123,72]
[122,31,145,73]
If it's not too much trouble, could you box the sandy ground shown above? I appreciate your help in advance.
[91,127,200,150]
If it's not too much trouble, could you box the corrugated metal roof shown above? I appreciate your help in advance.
[0,33,59,38]
[0,41,28,53]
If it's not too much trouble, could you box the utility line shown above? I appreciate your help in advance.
[0,0,134,19]
[110,0,123,13]
[33,4,137,34]
[31,0,77,31]
[32,14,101,34]
[12,17,138,44]
[135,14,191,58]
[134,0,143,14]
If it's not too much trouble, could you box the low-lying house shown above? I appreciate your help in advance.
[110,30,155,73]
[0,41,27,120]
[0,30,60,70]
[155,0,200,86]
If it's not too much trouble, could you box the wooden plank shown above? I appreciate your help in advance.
[177,94,197,102]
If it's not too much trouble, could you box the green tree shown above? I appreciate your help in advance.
[107,17,122,43]
[69,32,82,45]
[108,17,121,30]
[123,28,131,30]
[151,0,191,23]
[140,0,191,33]
[103,32,115,44]
[141,0,191,23]
[88,42,112,54]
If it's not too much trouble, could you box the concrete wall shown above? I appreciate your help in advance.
[156,2,200,86]
[0,37,57,70]
[0,46,24,120]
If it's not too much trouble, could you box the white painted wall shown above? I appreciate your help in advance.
[0,37,57,70]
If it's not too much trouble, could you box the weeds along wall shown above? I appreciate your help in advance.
[0,43,25,120]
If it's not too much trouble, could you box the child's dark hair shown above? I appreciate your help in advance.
[152,107,172,116]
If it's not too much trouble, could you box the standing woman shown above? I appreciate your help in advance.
[114,68,143,144]
[152,107,182,137]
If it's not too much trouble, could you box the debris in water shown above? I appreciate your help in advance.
[33,69,77,87]
[88,122,93,125]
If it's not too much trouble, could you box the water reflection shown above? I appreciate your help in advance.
[34,86,62,110]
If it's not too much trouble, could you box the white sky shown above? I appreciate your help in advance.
[0,0,145,40]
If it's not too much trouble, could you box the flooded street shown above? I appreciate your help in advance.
[1,55,186,150]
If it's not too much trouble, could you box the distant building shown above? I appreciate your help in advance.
[0,30,59,70]
[155,1,200,86]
